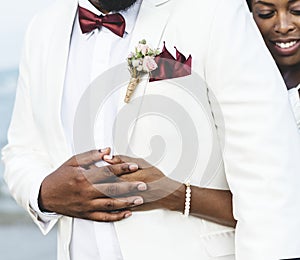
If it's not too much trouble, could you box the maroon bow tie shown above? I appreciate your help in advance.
[78,6,126,38]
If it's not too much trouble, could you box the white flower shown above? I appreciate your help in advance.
[136,65,143,72]
[137,43,149,56]
[142,56,158,72]
[132,59,141,68]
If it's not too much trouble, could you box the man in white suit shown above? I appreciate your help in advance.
[3,0,300,259]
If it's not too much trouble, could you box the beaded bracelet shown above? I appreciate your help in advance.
[183,182,191,217]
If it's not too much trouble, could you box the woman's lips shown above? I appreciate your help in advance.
[271,40,300,56]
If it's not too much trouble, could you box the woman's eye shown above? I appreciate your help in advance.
[291,9,300,15]
[257,11,275,19]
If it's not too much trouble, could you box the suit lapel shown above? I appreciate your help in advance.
[129,0,171,51]
[115,0,172,155]
[45,0,171,157]
[45,0,78,157]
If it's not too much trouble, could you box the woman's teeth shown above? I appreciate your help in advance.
[275,41,297,49]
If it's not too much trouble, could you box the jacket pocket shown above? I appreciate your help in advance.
[201,220,235,257]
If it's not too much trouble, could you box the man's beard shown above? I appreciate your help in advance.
[97,0,138,12]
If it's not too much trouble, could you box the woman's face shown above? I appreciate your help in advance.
[251,0,300,68]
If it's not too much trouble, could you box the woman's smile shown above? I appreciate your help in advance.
[270,38,300,56]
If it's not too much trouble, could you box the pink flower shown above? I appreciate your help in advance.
[127,52,134,59]
[143,56,158,72]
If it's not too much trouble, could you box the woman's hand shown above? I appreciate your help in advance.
[104,155,185,212]
[104,154,236,227]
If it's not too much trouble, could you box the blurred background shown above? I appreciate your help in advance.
[0,0,57,259]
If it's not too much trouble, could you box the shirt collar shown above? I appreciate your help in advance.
[78,0,142,35]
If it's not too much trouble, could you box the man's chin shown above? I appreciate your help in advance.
[97,0,138,12]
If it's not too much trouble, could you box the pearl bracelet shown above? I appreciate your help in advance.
[183,182,191,217]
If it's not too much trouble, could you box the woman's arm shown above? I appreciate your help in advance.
[104,156,236,227]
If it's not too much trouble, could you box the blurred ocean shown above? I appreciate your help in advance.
[0,69,18,211]
[0,69,56,260]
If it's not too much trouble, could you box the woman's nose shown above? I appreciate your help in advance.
[274,14,296,34]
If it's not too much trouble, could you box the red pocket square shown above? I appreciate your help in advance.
[149,42,192,82]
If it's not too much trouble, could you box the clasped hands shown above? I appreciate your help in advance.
[39,148,185,222]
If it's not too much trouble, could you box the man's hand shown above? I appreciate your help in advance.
[104,155,185,213]
[38,149,147,222]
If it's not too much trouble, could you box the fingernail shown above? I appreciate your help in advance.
[99,148,109,153]
[103,155,113,160]
[137,183,147,191]
[124,212,132,219]
[133,198,144,205]
[129,163,138,171]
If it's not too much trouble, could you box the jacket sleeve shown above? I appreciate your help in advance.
[206,0,300,258]
[1,17,60,235]
[288,86,300,131]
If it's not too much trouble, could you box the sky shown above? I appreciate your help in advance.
[0,0,53,70]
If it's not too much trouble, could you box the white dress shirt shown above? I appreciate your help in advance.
[31,0,142,259]
[64,1,142,259]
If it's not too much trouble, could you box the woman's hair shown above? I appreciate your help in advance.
[246,0,252,11]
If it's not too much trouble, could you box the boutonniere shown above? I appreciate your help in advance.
[125,40,192,103]
[125,40,160,103]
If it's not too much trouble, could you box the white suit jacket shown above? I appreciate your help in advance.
[3,0,300,259]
